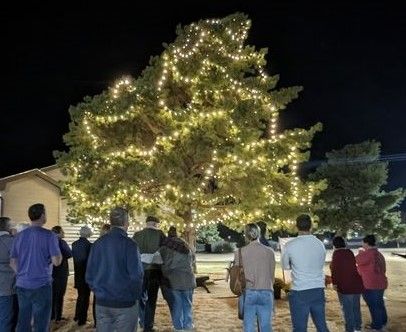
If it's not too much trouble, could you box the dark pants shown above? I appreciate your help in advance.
[51,276,68,321]
[337,293,362,332]
[139,269,162,331]
[16,284,52,332]
[288,288,329,332]
[0,294,18,332]
[362,289,388,330]
[74,284,91,325]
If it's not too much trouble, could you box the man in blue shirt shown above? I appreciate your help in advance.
[0,216,18,332]
[86,207,144,331]
[10,203,62,332]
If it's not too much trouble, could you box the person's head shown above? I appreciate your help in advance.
[52,225,64,238]
[168,226,177,238]
[296,214,312,233]
[244,223,261,242]
[257,221,267,238]
[0,217,11,233]
[332,236,346,249]
[100,223,111,236]
[79,225,93,238]
[28,203,46,224]
[362,234,376,249]
[146,215,160,228]
[110,207,129,230]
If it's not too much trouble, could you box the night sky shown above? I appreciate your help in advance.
[1,1,406,194]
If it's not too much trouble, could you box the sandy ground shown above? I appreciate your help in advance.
[52,252,406,332]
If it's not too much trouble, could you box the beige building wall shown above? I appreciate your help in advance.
[2,176,61,229]
[42,167,66,182]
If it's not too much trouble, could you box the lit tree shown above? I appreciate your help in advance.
[56,13,324,246]
[310,141,406,238]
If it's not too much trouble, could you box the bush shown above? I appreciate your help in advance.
[212,241,235,253]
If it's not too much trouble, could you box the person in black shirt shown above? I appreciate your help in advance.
[72,226,93,326]
[51,226,72,322]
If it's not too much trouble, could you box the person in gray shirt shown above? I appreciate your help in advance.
[0,217,18,332]
[282,214,329,332]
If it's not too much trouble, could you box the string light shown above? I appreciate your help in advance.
[62,14,323,231]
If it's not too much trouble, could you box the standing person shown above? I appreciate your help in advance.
[159,226,196,331]
[72,226,93,326]
[356,235,388,331]
[86,207,143,332]
[235,223,276,332]
[0,217,18,332]
[133,215,166,332]
[10,203,62,332]
[281,214,329,332]
[51,226,72,322]
[330,236,364,332]
[257,221,271,247]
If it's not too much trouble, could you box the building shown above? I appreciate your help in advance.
[0,165,98,244]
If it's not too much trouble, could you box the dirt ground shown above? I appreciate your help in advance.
[52,253,406,332]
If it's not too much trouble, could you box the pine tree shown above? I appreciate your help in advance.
[310,141,406,238]
[56,13,324,245]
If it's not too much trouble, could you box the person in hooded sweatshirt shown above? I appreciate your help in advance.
[159,226,196,331]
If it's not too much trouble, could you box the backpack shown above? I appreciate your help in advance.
[227,248,246,296]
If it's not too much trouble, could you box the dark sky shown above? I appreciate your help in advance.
[1,1,406,193]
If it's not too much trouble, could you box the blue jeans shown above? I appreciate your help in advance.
[243,289,273,332]
[362,289,387,330]
[337,293,361,332]
[95,301,138,332]
[170,289,194,330]
[0,294,18,332]
[288,288,329,332]
[16,284,52,332]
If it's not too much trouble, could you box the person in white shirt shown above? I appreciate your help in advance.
[282,214,329,332]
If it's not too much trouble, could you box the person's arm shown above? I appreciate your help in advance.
[60,240,73,259]
[10,236,19,272]
[330,252,337,286]
[270,250,276,285]
[49,233,62,266]
[85,245,96,290]
[10,258,17,272]
[281,247,291,270]
[127,243,144,295]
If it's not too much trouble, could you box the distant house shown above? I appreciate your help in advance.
[0,165,68,230]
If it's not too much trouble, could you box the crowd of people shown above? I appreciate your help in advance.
[0,204,195,332]
[0,204,389,332]
[237,214,388,332]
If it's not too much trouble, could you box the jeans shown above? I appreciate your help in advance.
[288,288,329,332]
[139,269,162,331]
[51,276,68,320]
[362,289,387,330]
[95,302,138,332]
[74,284,91,325]
[170,289,194,330]
[243,289,273,332]
[337,293,361,332]
[0,294,18,332]
[16,284,52,332]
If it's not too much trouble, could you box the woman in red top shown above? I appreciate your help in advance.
[356,235,388,331]
[331,236,364,332]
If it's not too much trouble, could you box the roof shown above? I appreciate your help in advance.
[0,168,60,191]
